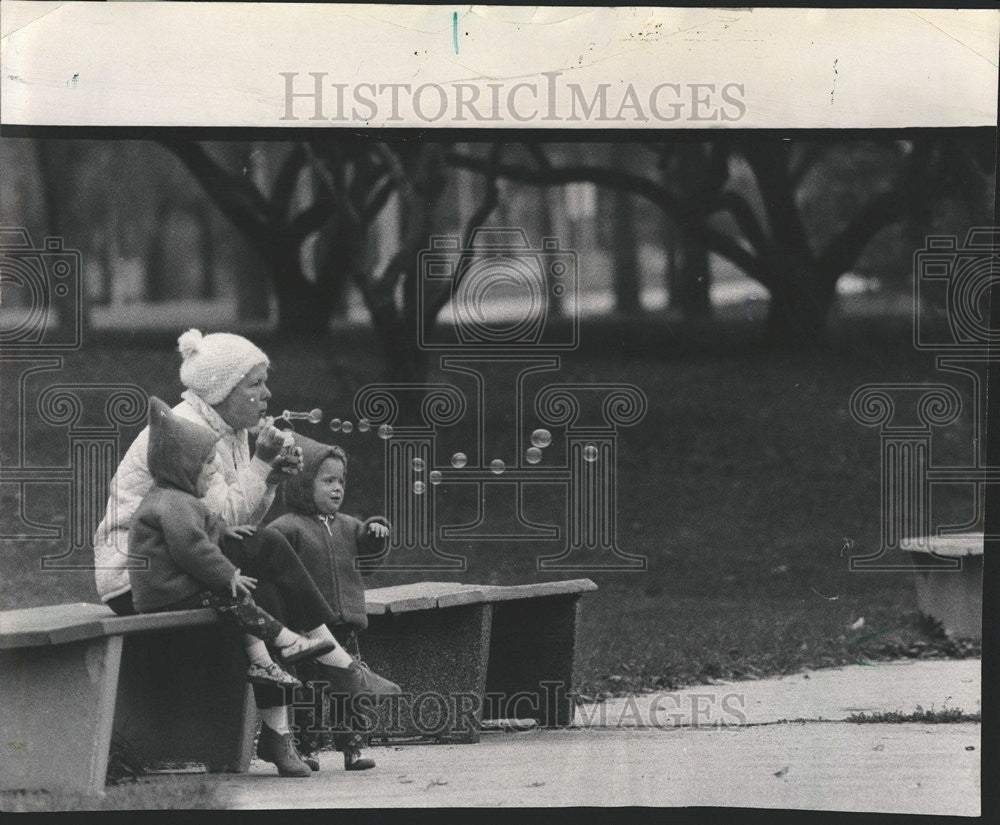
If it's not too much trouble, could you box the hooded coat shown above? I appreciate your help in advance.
[267,434,388,631]
[128,397,238,613]
[93,389,276,603]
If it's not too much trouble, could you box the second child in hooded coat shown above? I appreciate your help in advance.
[267,434,392,771]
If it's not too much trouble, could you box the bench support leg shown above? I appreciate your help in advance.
[485,594,581,727]
[113,625,252,771]
[359,603,492,744]
[0,635,122,794]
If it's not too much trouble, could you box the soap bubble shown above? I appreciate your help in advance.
[583,444,599,462]
[341,420,353,434]
[413,481,426,495]
[412,457,426,473]
[526,447,542,464]
[429,470,443,485]
[378,424,393,440]
[530,429,552,449]
[357,418,370,432]
[329,418,342,432]
[451,452,467,469]
[307,408,322,424]
[490,459,505,475]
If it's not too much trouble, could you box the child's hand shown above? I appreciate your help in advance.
[265,448,302,485]
[368,522,390,539]
[230,569,258,599]
[225,524,257,540]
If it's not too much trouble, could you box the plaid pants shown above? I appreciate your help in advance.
[294,626,368,755]
[162,590,285,646]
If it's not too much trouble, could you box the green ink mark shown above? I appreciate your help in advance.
[68,73,79,88]
[453,12,459,54]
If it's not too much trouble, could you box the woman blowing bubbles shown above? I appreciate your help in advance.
[93,330,398,777]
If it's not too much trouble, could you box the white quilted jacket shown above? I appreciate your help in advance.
[92,390,276,602]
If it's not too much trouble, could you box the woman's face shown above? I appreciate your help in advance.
[213,363,271,430]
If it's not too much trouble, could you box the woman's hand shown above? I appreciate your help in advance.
[224,524,257,540]
[253,421,287,464]
[368,522,390,539]
[230,568,258,599]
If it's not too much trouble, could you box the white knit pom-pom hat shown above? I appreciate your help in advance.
[177,329,270,405]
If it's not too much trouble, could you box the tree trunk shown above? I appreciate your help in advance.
[611,185,641,316]
[669,230,711,320]
[145,197,174,302]
[268,247,330,337]
[195,201,216,300]
[667,143,712,319]
[762,269,837,347]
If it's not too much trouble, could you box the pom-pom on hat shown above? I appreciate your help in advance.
[177,329,270,405]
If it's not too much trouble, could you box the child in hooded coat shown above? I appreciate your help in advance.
[267,434,393,771]
[128,397,334,692]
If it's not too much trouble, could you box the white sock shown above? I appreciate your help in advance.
[273,627,298,648]
[260,705,291,735]
[244,637,274,667]
[305,625,353,667]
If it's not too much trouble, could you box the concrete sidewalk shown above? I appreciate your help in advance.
[570,659,981,728]
[214,659,980,813]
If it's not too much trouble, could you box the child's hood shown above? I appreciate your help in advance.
[146,396,218,496]
[283,433,342,515]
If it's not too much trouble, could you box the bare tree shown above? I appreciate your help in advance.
[163,137,501,379]
[449,135,993,344]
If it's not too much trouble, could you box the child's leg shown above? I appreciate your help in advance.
[329,628,375,770]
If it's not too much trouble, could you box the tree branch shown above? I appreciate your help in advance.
[304,142,362,229]
[448,149,761,280]
[271,144,306,221]
[161,140,272,242]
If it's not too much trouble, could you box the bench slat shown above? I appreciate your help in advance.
[900,532,985,557]
[364,579,597,614]
[0,605,219,649]
[1,579,599,646]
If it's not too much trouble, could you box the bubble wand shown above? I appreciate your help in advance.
[281,408,323,424]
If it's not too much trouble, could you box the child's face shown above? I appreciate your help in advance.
[196,457,217,498]
[313,456,346,515]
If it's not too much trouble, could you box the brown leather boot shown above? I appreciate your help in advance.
[256,725,312,777]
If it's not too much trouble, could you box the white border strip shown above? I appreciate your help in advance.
[2,4,998,128]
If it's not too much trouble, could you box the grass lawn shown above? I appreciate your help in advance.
[0,311,981,701]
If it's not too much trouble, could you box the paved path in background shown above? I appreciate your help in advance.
[571,659,981,728]
[214,659,980,814]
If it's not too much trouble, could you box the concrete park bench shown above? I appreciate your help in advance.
[0,578,595,793]
[900,532,983,640]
